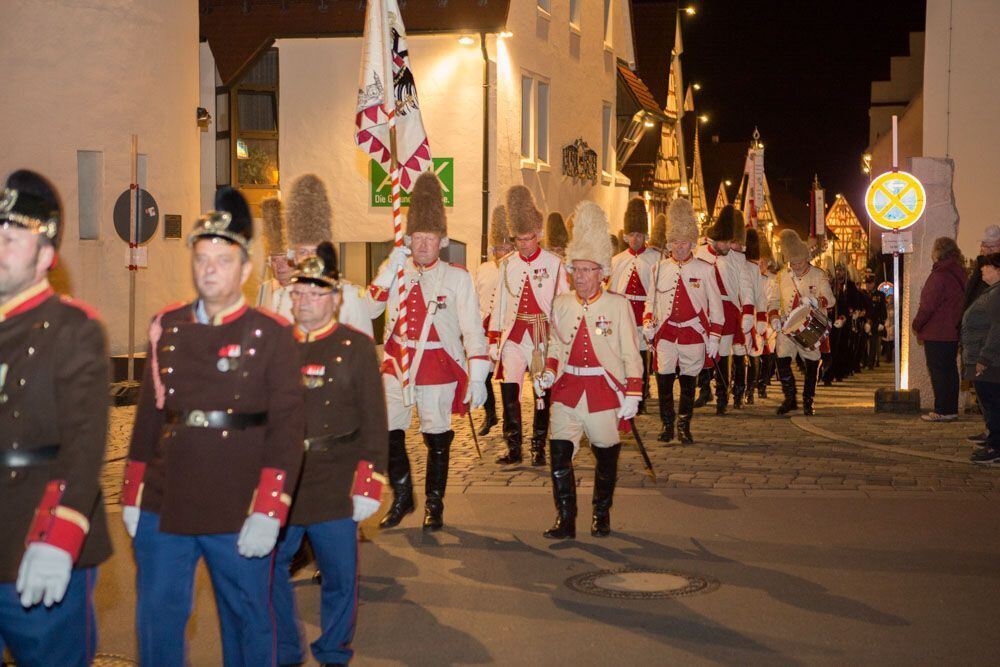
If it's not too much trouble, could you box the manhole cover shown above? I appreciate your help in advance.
[94,654,137,666]
[565,568,719,599]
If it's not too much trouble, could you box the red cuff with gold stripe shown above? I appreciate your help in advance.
[121,460,146,507]
[351,460,386,502]
[487,330,501,344]
[625,377,643,396]
[545,357,559,374]
[25,480,89,560]
[250,468,291,525]
[741,304,755,315]
[709,322,724,335]
[368,285,389,302]
[767,309,780,321]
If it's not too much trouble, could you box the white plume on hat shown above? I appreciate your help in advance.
[565,200,613,274]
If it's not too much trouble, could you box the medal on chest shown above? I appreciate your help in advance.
[532,267,549,289]
[217,344,241,372]
[0,362,8,404]
[594,316,613,337]
[301,364,326,389]
[688,277,702,289]
[435,294,448,310]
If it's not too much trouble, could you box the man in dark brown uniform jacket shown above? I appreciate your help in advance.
[0,169,110,666]
[120,187,304,667]
[272,241,387,667]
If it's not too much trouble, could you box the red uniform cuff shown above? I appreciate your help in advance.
[487,330,501,344]
[25,481,88,561]
[625,377,643,395]
[468,355,489,362]
[767,309,779,321]
[368,285,389,302]
[756,312,768,322]
[250,468,291,525]
[352,460,386,502]
[545,357,559,374]
[709,322,724,335]
[121,459,146,507]
[741,304,755,315]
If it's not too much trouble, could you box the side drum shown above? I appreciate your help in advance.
[782,304,829,349]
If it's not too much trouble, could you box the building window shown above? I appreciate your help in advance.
[217,48,279,189]
[603,0,612,45]
[521,74,550,165]
[537,0,550,14]
[602,102,613,174]
[569,0,581,27]
[77,150,103,240]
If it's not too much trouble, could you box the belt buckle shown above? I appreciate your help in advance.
[186,410,209,428]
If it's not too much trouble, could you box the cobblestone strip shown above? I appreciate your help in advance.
[790,416,972,465]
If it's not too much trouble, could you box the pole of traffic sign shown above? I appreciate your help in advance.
[128,135,138,383]
[891,115,901,392]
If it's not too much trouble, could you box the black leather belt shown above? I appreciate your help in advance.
[304,428,359,453]
[1,445,60,468]
[166,409,267,430]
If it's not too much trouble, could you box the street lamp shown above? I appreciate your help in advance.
[684,6,696,16]
[692,83,702,91]
[698,114,709,124]
[458,35,475,46]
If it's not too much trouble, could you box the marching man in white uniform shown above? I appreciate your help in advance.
[610,197,660,413]
[285,174,374,338]
[487,186,569,467]
[694,206,742,413]
[643,198,724,444]
[368,173,490,530]
[728,218,761,408]
[534,201,643,539]
[473,205,514,436]
[741,228,769,405]
[767,229,835,416]
[255,197,295,318]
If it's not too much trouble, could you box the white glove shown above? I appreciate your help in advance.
[642,320,657,342]
[371,246,412,288]
[237,512,281,558]
[755,320,767,335]
[469,381,488,409]
[122,505,140,538]
[770,318,781,334]
[352,495,381,523]
[878,324,886,334]
[833,316,846,329]
[16,543,72,608]
[489,343,499,362]
[616,395,641,421]
[741,313,754,335]
[533,370,555,395]
[706,336,719,359]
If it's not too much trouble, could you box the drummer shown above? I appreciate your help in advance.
[766,230,835,416]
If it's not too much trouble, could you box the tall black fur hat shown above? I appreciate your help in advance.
[189,187,253,251]
[745,228,761,261]
[707,204,738,242]
[0,169,63,248]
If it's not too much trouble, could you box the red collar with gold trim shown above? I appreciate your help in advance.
[519,247,542,263]
[628,246,647,256]
[0,280,54,323]
[575,287,603,306]
[294,318,338,343]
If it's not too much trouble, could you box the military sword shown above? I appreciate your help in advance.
[467,411,483,461]
[628,418,657,482]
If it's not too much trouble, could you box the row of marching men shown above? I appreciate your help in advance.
[0,166,654,666]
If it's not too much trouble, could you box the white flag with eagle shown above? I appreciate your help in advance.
[355,0,431,192]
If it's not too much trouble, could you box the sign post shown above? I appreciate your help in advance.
[866,115,925,412]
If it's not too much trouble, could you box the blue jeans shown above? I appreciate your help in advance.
[974,380,1000,449]
[133,511,277,667]
[272,518,359,665]
[0,567,97,667]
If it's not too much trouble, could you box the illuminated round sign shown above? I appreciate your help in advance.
[877,281,893,296]
[864,171,926,231]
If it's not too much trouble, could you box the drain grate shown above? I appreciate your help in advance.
[565,568,719,599]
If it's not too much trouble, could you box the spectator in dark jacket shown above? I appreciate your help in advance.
[912,237,967,422]
[964,253,1000,462]
[962,225,1000,314]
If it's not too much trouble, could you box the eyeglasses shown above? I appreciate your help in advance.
[290,289,333,301]
[572,266,603,275]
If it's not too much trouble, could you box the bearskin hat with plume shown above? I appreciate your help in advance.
[489,204,511,250]
[544,212,569,250]
[623,197,649,235]
[779,229,809,264]
[565,201,613,273]
[505,185,542,236]
[286,174,332,247]
[260,196,286,257]
[744,228,761,261]
[666,197,699,244]
[405,171,447,237]
[731,208,747,245]
[650,213,667,248]
[707,204,739,242]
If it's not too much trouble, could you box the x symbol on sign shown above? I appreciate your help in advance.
[873,182,915,218]
[377,162,451,194]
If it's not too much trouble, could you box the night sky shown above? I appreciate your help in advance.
[679,0,926,212]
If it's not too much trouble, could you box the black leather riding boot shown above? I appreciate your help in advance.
[677,374,696,444]
[802,359,820,416]
[746,357,758,405]
[656,373,676,442]
[694,367,713,407]
[379,429,415,529]
[591,444,621,537]
[543,439,577,539]
[496,382,523,464]
[638,351,651,414]
[530,388,550,467]
[776,356,798,415]
[732,355,746,409]
[422,431,453,531]
[715,355,731,414]
[758,353,774,397]
[477,371,498,436]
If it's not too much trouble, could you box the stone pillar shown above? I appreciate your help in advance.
[904,157,960,409]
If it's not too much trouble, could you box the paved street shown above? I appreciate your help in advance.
[91,365,1000,665]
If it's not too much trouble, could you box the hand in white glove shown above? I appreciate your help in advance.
[741,313,754,335]
[16,543,72,608]
[533,370,555,395]
[833,316,846,329]
[770,318,781,334]
[469,381,488,409]
[706,336,719,359]
[237,512,281,558]
[122,505,140,538]
[387,245,411,272]
[489,343,499,362]
[642,321,657,342]
[755,320,767,336]
[352,495,381,523]
[616,395,641,421]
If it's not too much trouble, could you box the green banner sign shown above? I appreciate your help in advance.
[370,157,454,207]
